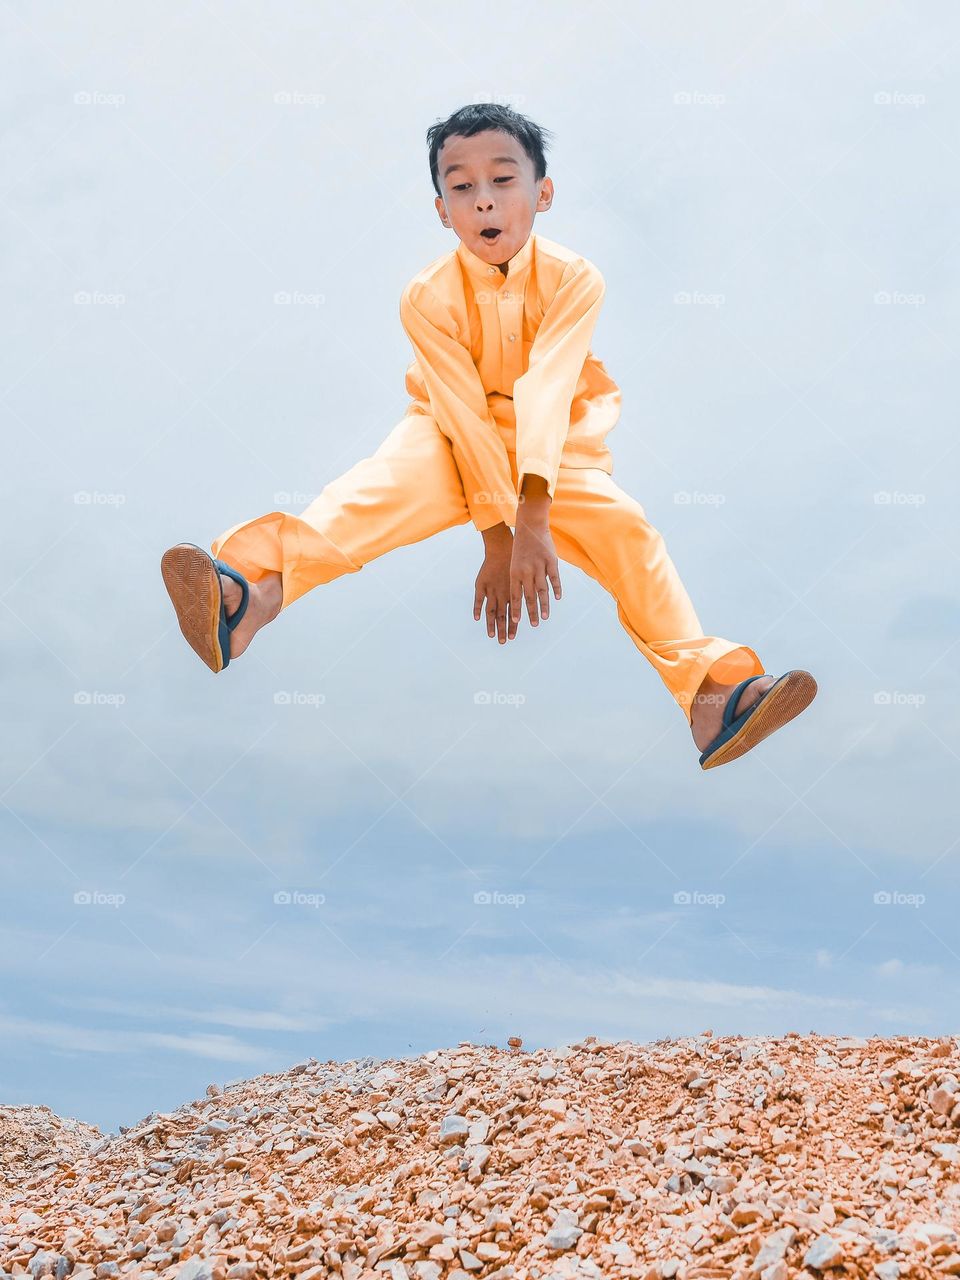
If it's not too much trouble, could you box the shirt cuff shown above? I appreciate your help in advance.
[517,460,556,503]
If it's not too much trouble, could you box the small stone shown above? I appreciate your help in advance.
[538,1064,557,1081]
[874,1264,900,1280]
[439,1114,470,1145]
[286,1144,318,1165]
[804,1234,844,1270]
[175,1260,214,1280]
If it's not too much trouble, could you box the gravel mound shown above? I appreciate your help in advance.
[2,1033,960,1280]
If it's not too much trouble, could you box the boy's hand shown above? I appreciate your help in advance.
[509,475,561,639]
[474,523,515,643]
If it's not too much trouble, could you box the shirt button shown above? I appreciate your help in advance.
[488,266,497,273]
[508,333,517,341]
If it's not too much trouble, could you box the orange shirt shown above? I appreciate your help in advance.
[399,231,621,532]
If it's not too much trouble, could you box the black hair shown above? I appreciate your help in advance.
[426,102,555,198]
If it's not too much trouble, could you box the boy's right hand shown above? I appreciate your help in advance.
[474,523,515,644]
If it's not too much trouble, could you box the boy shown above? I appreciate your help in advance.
[161,103,816,770]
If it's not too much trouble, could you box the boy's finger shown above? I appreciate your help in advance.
[524,579,539,627]
[496,604,507,644]
[550,565,562,600]
[508,589,520,640]
[486,596,500,638]
[473,584,485,621]
[538,581,550,621]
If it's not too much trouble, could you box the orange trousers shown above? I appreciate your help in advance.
[210,412,763,723]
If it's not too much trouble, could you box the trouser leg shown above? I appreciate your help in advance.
[546,464,764,723]
[209,413,472,610]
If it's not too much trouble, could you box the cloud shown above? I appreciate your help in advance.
[0,1015,268,1063]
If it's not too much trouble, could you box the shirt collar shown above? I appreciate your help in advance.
[456,229,535,289]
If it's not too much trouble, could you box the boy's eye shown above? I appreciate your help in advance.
[453,177,514,191]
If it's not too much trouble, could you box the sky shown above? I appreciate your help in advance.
[3,0,959,1135]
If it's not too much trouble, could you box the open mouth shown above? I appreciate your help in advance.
[480,228,502,243]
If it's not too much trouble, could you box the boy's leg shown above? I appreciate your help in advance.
[545,465,765,726]
[164,413,472,668]
[210,412,471,611]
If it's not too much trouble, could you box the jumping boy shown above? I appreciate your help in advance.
[161,103,816,770]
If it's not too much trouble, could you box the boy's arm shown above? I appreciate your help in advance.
[512,258,606,502]
[399,281,516,534]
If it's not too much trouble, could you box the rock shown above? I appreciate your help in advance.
[545,1208,582,1251]
[175,1260,214,1280]
[804,1235,844,1270]
[438,1115,470,1145]
[752,1227,796,1271]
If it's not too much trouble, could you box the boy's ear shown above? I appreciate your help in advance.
[435,195,451,228]
[537,178,555,212]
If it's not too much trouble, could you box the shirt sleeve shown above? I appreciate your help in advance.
[399,280,517,533]
[512,258,606,502]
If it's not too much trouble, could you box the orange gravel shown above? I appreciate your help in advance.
[2,1033,960,1280]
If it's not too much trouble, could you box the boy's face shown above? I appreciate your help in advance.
[434,129,553,269]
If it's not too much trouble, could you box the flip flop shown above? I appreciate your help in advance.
[698,669,817,770]
[160,543,250,673]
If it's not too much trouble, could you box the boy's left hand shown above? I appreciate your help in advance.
[474,523,515,643]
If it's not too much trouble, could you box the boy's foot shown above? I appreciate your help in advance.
[161,543,283,671]
[691,669,817,769]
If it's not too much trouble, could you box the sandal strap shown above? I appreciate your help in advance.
[213,558,250,630]
[722,674,769,730]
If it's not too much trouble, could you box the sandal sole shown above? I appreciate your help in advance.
[700,669,818,770]
[160,543,225,673]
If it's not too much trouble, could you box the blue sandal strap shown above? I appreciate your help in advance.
[721,674,769,730]
[213,558,250,630]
